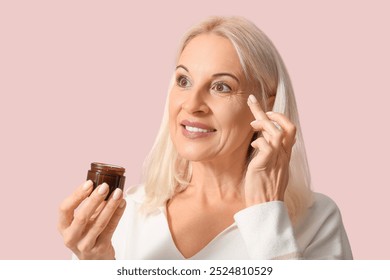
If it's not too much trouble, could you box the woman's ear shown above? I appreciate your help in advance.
[266,95,275,111]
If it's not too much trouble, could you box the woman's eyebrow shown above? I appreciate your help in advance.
[212,73,240,84]
[176,64,189,72]
[175,65,240,84]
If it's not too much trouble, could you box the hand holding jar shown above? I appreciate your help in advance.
[57,163,126,259]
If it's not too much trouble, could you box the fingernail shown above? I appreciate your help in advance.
[98,183,109,195]
[112,188,123,201]
[119,199,126,208]
[266,111,273,115]
[82,180,93,191]
[272,121,282,130]
[248,94,258,104]
[250,120,259,126]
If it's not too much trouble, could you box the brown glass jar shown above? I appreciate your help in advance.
[86,162,126,200]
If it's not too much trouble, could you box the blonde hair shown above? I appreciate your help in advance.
[141,16,313,223]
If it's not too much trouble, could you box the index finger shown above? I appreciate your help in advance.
[247,94,269,120]
[57,180,93,232]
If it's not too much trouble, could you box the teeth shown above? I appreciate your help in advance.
[185,126,213,133]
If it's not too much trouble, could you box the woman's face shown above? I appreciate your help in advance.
[169,34,254,163]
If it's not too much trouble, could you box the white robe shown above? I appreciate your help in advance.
[111,185,353,260]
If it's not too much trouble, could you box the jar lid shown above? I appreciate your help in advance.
[90,162,125,176]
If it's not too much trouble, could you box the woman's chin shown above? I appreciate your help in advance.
[177,151,215,162]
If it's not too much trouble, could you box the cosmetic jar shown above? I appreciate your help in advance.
[86,162,126,200]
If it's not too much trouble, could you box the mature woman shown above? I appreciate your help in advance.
[58,16,353,259]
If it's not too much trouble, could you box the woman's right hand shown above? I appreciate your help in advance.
[57,180,126,259]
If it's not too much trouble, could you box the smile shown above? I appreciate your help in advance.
[184,126,215,133]
[180,120,217,139]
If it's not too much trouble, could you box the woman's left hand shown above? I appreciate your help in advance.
[244,94,296,207]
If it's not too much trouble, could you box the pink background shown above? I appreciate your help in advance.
[1,1,389,259]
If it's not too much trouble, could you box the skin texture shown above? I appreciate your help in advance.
[57,33,296,260]
[245,97,296,205]
[167,34,296,258]
[169,35,254,166]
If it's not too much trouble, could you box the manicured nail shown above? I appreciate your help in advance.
[119,199,126,208]
[112,188,123,201]
[272,121,282,130]
[250,120,259,126]
[248,94,258,104]
[98,183,109,195]
[82,180,93,190]
[266,111,273,115]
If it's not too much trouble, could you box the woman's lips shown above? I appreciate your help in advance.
[180,120,217,139]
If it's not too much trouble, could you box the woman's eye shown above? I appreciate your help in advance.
[177,76,191,88]
[212,82,232,93]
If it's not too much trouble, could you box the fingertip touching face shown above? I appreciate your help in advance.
[169,33,255,163]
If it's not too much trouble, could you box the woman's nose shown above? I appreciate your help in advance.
[181,88,210,114]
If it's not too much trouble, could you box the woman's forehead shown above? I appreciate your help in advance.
[177,34,244,76]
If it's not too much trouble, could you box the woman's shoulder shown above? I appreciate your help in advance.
[124,184,146,204]
[123,184,164,216]
[296,192,345,232]
[295,192,353,259]
[310,192,340,212]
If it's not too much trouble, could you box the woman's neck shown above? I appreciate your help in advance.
[186,156,247,201]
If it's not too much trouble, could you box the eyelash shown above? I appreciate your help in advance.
[211,82,232,93]
[176,75,232,94]
[176,75,191,88]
